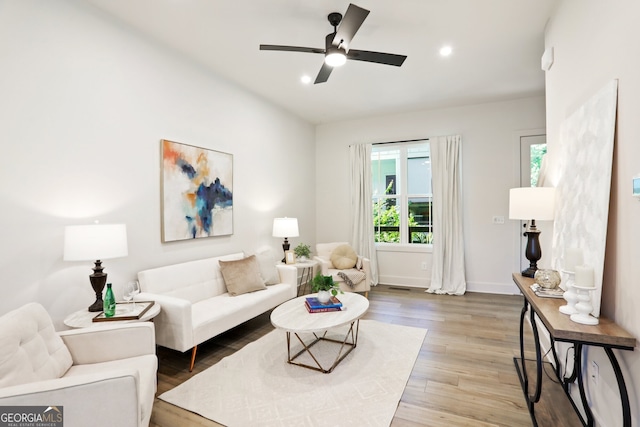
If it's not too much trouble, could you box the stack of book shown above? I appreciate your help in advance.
[305,296,343,313]
[530,283,565,299]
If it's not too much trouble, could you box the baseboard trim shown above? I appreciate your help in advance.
[378,275,429,288]
[466,281,520,295]
[377,277,521,295]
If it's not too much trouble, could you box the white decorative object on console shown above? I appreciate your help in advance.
[559,271,578,315]
[564,248,583,272]
[559,248,583,315]
[570,265,598,325]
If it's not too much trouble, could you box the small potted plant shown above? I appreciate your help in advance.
[294,243,311,261]
[311,272,342,303]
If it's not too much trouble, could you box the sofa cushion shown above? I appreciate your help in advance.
[253,248,280,285]
[138,253,244,303]
[330,244,358,269]
[0,303,73,388]
[219,255,267,296]
[191,283,293,345]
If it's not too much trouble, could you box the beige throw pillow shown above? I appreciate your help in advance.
[330,244,358,269]
[219,255,267,296]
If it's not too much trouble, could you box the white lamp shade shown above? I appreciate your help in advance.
[272,218,299,238]
[64,224,128,261]
[509,187,556,221]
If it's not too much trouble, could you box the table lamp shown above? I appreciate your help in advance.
[509,187,556,278]
[64,223,128,312]
[272,217,299,263]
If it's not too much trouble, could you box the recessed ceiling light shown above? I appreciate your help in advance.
[300,75,312,85]
[439,45,453,57]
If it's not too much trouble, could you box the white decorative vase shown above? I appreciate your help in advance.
[570,285,599,325]
[317,290,331,304]
[559,270,578,315]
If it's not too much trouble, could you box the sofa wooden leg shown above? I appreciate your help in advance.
[365,291,369,299]
[189,346,198,372]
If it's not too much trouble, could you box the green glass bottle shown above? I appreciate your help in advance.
[103,283,116,317]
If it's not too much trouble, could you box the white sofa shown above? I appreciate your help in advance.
[314,242,372,296]
[137,252,297,371]
[0,302,157,427]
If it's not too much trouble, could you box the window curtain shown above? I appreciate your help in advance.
[427,135,466,295]
[349,144,379,285]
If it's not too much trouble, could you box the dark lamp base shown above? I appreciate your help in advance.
[521,267,537,278]
[88,298,104,312]
[89,259,107,312]
[281,238,291,263]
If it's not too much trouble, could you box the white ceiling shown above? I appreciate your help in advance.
[85,0,558,124]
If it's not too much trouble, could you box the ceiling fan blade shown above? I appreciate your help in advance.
[314,63,333,84]
[347,49,407,67]
[332,4,370,49]
[260,44,324,54]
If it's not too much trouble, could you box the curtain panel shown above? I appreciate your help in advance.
[349,144,379,285]
[427,135,466,295]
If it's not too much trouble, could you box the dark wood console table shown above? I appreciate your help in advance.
[512,273,636,426]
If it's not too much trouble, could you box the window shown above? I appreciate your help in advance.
[530,143,547,187]
[372,140,432,245]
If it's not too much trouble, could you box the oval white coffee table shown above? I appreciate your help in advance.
[271,292,369,373]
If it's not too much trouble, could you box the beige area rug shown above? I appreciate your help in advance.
[159,319,427,426]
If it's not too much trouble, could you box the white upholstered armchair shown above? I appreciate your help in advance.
[314,242,372,297]
[0,303,157,427]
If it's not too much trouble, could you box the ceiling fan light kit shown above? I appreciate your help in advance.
[259,3,407,84]
[325,50,347,67]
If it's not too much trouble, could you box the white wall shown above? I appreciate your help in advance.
[0,1,315,329]
[545,1,640,425]
[315,97,546,292]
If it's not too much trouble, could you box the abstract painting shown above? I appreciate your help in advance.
[161,140,233,242]
[551,80,617,317]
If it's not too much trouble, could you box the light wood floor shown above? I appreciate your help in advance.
[150,285,534,427]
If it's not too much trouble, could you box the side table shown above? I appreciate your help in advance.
[289,260,318,296]
[64,302,161,329]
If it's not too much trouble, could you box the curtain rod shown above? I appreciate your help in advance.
[350,138,429,147]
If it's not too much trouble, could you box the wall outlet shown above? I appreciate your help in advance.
[492,215,505,224]
[421,262,428,270]
[590,360,599,384]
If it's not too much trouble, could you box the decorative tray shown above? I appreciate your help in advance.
[92,301,155,322]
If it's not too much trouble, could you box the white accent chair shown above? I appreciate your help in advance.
[0,303,157,427]
[314,242,372,297]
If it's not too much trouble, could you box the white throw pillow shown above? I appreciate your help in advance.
[253,248,280,285]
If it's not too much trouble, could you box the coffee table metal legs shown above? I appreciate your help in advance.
[286,320,360,373]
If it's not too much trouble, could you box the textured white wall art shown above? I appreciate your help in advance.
[552,80,618,317]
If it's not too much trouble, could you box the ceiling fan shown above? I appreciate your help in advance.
[259,3,407,84]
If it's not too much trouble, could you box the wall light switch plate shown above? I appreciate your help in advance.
[492,216,505,224]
